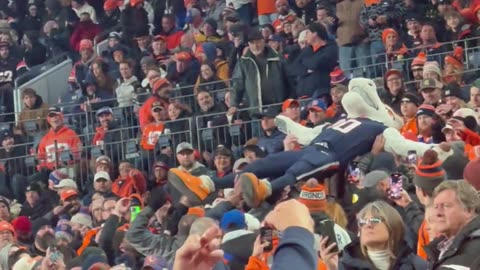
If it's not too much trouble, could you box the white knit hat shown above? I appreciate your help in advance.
[71,213,93,228]
[423,61,442,78]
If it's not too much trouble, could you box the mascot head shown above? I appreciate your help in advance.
[342,78,403,129]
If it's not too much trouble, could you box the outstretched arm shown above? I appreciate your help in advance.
[383,127,435,157]
[274,115,329,146]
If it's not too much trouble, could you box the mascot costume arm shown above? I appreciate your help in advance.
[382,127,434,157]
[274,115,329,146]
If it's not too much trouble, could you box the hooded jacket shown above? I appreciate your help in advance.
[116,76,141,107]
[18,95,49,134]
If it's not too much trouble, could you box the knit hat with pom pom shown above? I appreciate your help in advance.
[414,149,446,196]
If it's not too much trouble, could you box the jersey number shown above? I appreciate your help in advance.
[331,119,361,134]
[0,71,12,83]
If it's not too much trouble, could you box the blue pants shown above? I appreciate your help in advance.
[339,43,370,78]
[213,146,339,192]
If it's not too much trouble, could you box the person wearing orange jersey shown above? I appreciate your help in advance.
[138,78,171,130]
[138,101,169,172]
[37,107,82,171]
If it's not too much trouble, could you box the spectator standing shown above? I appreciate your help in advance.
[0,42,18,89]
[231,29,289,113]
[257,0,278,25]
[336,0,369,78]
[360,0,405,74]
[72,0,97,23]
[416,23,446,64]
[139,78,172,129]
[120,0,149,47]
[19,183,53,222]
[111,162,147,198]
[400,93,421,136]
[293,22,338,99]
[68,39,96,85]
[205,0,227,31]
[69,13,102,52]
[166,51,200,96]
[91,107,126,164]
[292,0,317,25]
[99,0,121,30]
[116,60,141,108]
[255,108,285,155]
[37,107,83,171]
[155,14,184,50]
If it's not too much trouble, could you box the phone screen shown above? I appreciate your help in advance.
[407,150,417,165]
[347,162,363,184]
[130,206,141,222]
[260,227,273,252]
[388,173,403,199]
[319,219,338,253]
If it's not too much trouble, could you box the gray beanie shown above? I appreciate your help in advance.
[363,170,390,188]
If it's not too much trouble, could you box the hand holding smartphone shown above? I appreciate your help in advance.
[260,227,273,252]
[407,150,417,165]
[319,219,338,253]
[388,173,403,200]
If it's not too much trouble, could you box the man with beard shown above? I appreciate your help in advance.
[19,183,53,223]
[46,189,82,222]
[196,90,226,128]
[176,142,210,177]
[30,224,56,257]
[91,107,125,165]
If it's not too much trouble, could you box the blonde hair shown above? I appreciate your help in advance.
[357,201,405,260]
[433,180,480,213]
[324,201,348,229]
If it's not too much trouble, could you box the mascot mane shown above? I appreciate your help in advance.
[342,78,403,130]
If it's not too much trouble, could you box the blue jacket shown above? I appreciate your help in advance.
[271,227,317,270]
[257,128,286,155]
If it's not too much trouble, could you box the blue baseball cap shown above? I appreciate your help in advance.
[308,99,327,112]
[220,210,246,231]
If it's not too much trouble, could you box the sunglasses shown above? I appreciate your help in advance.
[358,217,383,227]
[152,107,163,113]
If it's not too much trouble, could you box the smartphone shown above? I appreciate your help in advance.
[388,173,403,199]
[407,150,417,165]
[319,219,338,253]
[347,162,364,184]
[49,246,61,263]
[130,196,142,222]
[260,227,273,252]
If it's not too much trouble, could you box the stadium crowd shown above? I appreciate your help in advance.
[0,0,478,269]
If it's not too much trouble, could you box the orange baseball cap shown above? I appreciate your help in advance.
[61,189,79,201]
[175,51,192,62]
[0,221,14,235]
[152,78,171,93]
[282,99,300,112]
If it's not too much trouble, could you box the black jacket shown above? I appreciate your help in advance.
[339,238,427,270]
[120,6,149,44]
[19,198,53,222]
[426,215,480,270]
[292,41,339,97]
[0,137,28,177]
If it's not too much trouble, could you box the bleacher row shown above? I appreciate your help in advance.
[1,35,480,191]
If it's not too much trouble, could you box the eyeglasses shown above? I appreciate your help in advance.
[358,217,384,227]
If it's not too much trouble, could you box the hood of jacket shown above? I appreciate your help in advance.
[243,46,280,61]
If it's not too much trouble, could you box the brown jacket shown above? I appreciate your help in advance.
[336,0,368,46]
[17,95,49,134]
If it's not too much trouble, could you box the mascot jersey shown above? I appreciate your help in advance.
[313,117,387,163]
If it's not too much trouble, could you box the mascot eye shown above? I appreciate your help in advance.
[368,83,373,87]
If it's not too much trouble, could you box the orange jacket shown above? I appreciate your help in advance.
[244,255,327,270]
[37,126,82,170]
[257,0,276,15]
[77,228,100,256]
[138,96,169,130]
[400,117,418,136]
[417,220,430,260]
[140,122,165,150]
[92,126,106,146]
[112,169,147,198]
